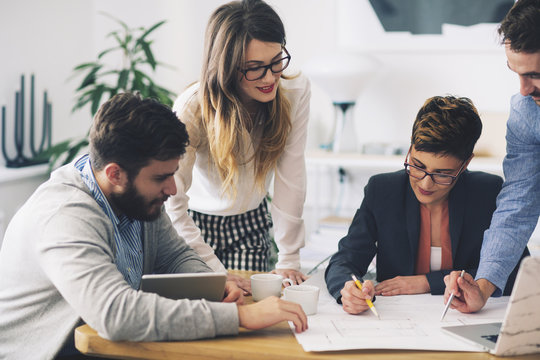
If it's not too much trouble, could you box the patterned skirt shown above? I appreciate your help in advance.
[188,199,272,271]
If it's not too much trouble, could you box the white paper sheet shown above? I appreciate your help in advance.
[289,270,508,352]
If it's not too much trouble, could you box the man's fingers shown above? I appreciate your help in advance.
[457,274,475,293]
[445,270,468,298]
[290,313,304,332]
[449,295,466,310]
[279,300,308,332]
[222,292,238,303]
[291,310,308,332]
[461,272,475,282]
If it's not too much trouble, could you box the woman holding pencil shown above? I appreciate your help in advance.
[325,95,529,315]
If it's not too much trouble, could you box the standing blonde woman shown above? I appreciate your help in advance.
[166,0,310,290]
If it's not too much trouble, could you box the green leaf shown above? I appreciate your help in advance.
[131,71,144,92]
[40,139,72,157]
[73,62,99,71]
[109,32,124,48]
[155,60,177,71]
[97,46,121,59]
[66,13,177,161]
[133,69,152,81]
[150,84,176,106]
[125,33,133,48]
[139,20,166,41]
[77,65,102,91]
[117,69,129,90]
[140,41,156,70]
[64,139,90,165]
[90,85,107,115]
[72,89,95,112]
[108,87,118,99]
[100,11,129,32]
[99,69,121,77]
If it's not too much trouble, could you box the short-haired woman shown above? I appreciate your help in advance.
[325,96,529,315]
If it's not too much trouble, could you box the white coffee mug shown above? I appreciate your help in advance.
[250,274,294,302]
[283,284,320,315]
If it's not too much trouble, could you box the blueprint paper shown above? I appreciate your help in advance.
[290,270,508,352]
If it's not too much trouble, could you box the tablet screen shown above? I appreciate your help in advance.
[140,272,226,302]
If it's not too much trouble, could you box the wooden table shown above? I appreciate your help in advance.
[75,271,540,360]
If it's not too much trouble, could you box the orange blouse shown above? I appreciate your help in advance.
[415,200,453,275]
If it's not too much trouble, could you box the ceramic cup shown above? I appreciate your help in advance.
[283,284,320,315]
[250,274,294,302]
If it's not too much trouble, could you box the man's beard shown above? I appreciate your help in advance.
[110,181,167,222]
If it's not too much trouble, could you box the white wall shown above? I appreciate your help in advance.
[0,0,95,154]
[0,1,96,242]
[1,0,518,157]
[0,1,529,246]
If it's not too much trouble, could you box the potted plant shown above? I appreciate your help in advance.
[45,13,176,168]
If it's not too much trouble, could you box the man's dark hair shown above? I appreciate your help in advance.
[412,96,482,161]
[89,93,188,180]
[498,0,540,53]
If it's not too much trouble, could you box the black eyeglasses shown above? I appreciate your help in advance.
[404,147,468,186]
[238,47,291,81]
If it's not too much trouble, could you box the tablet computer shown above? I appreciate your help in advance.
[140,272,227,302]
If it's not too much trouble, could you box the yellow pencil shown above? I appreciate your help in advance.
[351,274,380,319]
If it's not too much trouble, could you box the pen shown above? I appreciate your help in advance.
[351,274,380,319]
[440,270,465,321]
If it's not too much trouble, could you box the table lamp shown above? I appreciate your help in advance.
[303,53,379,153]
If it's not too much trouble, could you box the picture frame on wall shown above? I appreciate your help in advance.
[337,0,513,52]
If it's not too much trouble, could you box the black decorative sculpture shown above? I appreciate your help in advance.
[2,74,52,168]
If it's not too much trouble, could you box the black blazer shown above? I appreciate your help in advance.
[325,169,529,300]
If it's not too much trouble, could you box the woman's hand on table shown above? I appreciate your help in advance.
[222,281,244,304]
[374,275,430,296]
[227,273,251,295]
[271,268,308,285]
[237,296,308,333]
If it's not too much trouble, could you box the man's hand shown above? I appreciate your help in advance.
[340,279,375,315]
[443,271,495,313]
[237,296,308,333]
[222,280,244,304]
[375,275,430,296]
[271,268,308,285]
[227,273,251,295]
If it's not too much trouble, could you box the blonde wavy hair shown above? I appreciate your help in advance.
[198,0,292,199]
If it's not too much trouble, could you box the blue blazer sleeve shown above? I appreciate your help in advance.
[324,177,379,302]
[324,171,413,302]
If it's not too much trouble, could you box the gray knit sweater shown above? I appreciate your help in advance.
[0,161,238,360]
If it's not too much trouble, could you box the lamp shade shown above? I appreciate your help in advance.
[303,53,379,104]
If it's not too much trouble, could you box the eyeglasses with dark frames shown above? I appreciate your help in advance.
[403,147,468,186]
[238,47,291,81]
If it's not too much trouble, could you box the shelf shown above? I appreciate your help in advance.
[306,150,504,176]
[0,164,49,184]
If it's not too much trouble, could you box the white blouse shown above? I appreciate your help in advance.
[430,246,442,271]
[165,75,311,271]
